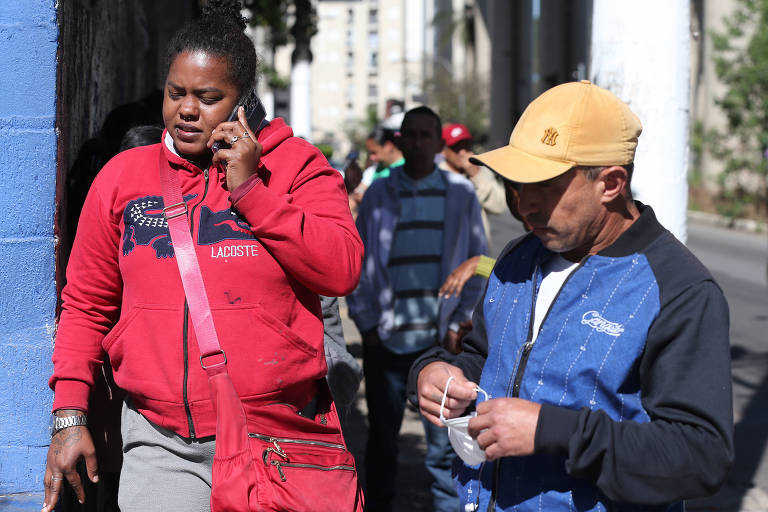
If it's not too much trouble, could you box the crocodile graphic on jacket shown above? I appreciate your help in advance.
[122,194,256,258]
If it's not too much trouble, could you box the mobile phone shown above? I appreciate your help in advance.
[211,89,267,153]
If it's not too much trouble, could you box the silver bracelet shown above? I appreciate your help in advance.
[52,414,88,435]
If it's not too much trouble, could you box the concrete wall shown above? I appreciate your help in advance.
[0,0,58,502]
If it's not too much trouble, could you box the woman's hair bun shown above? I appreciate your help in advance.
[201,0,246,32]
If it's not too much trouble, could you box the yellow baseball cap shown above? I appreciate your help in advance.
[470,80,642,183]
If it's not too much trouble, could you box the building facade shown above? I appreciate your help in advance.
[253,0,493,157]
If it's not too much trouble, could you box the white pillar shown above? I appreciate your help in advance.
[261,90,275,120]
[590,0,690,242]
[290,59,312,141]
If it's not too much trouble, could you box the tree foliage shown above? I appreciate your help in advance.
[422,73,489,149]
[242,0,316,53]
[709,0,768,217]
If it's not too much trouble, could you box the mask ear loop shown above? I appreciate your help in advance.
[441,376,491,423]
[440,377,489,511]
[440,376,455,423]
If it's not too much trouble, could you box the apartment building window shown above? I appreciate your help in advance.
[347,52,355,73]
[368,51,378,69]
[368,84,378,97]
[369,8,377,25]
[368,30,378,50]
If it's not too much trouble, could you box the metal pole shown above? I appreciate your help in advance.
[590,0,691,242]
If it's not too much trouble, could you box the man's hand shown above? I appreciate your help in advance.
[440,256,480,299]
[42,411,98,512]
[458,150,481,178]
[417,362,477,426]
[443,330,462,354]
[468,398,542,459]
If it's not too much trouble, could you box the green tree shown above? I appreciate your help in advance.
[422,73,489,149]
[709,0,768,218]
[241,0,317,78]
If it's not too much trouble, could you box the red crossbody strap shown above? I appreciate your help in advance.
[159,152,226,373]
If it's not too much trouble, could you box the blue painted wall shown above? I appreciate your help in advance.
[0,0,58,503]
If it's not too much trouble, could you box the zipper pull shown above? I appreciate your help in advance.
[204,167,209,182]
[262,446,289,466]
[271,438,288,459]
[271,460,287,482]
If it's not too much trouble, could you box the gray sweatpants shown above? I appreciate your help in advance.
[118,401,216,512]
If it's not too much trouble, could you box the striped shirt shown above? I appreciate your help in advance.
[385,166,445,354]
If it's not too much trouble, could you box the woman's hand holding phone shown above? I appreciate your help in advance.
[208,106,263,192]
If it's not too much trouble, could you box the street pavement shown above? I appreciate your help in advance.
[339,209,768,512]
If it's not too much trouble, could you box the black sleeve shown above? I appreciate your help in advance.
[406,296,490,408]
[535,280,734,504]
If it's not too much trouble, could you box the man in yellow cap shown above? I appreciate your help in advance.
[407,81,733,511]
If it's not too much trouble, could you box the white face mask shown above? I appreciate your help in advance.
[440,376,491,466]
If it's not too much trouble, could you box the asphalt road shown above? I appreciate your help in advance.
[341,210,768,511]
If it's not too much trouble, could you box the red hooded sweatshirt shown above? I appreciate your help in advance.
[51,119,363,438]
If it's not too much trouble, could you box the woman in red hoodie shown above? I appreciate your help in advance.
[42,2,363,511]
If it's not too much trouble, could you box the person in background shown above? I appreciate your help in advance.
[320,295,363,425]
[410,81,733,512]
[440,123,507,251]
[360,113,406,187]
[348,106,487,512]
[118,125,163,153]
[343,152,365,218]
[351,116,406,216]
[439,179,530,299]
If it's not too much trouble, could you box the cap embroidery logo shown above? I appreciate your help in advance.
[541,127,559,146]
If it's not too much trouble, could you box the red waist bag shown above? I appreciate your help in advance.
[161,157,363,511]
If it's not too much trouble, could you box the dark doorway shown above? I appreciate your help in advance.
[54,3,197,511]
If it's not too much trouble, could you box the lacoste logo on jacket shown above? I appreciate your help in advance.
[122,195,256,259]
[581,311,624,337]
[122,194,197,258]
[541,127,559,146]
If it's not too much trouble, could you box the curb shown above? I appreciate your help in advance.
[688,210,767,234]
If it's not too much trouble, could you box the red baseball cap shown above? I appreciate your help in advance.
[442,123,472,146]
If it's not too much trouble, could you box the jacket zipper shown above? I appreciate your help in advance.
[268,460,356,482]
[181,167,210,439]
[252,432,353,482]
[486,256,587,511]
[249,432,347,451]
